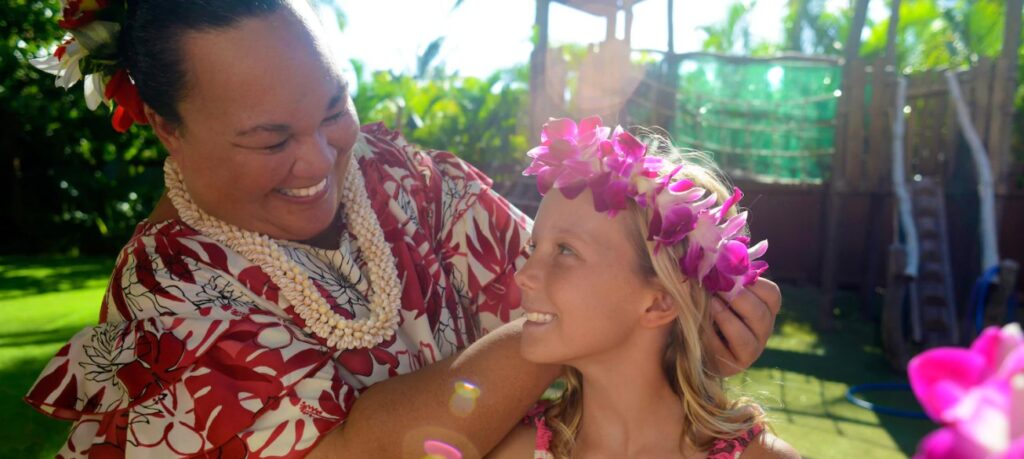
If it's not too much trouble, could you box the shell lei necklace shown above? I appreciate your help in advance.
[163,157,401,351]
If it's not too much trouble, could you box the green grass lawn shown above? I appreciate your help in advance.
[0,256,935,458]
[0,256,114,459]
[733,286,935,458]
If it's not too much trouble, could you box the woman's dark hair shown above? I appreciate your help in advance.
[119,0,290,125]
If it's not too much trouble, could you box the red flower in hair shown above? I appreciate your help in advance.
[58,0,110,30]
[104,68,149,132]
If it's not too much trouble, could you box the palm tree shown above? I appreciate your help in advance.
[699,1,758,53]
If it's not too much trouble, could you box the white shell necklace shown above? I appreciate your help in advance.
[163,154,401,351]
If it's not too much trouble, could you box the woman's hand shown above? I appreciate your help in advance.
[704,278,781,377]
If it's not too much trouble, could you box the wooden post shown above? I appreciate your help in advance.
[844,61,867,185]
[820,0,871,330]
[987,0,1022,193]
[884,0,901,66]
[971,59,995,145]
[860,59,894,318]
[668,0,674,54]
[529,0,551,145]
[859,0,901,319]
[657,0,679,134]
[624,0,634,46]
[785,0,807,52]
[606,13,616,41]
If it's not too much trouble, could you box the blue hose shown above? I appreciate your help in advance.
[851,267,1019,420]
[970,264,1020,333]
[845,383,930,420]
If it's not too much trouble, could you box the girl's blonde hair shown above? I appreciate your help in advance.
[543,135,765,458]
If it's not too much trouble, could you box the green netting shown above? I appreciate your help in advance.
[672,56,842,184]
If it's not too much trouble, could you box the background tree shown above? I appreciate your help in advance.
[1,0,165,255]
[1,0,531,255]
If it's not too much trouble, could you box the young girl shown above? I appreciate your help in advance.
[489,117,798,459]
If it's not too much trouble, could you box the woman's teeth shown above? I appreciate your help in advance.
[276,179,327,197]
[526,312,556,324]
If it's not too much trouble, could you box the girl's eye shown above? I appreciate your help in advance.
[557,244,575,256]
[525,241,536,254]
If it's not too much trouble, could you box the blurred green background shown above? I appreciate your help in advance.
[4,0,1020,457]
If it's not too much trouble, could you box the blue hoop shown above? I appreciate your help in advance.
[845,383,930,420]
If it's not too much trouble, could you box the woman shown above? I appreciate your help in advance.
[488,118,797,458]
[26,1,782,457]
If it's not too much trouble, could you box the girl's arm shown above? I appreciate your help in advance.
[308,318,560,459]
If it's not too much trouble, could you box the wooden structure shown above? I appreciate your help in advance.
[517,0,1024,341]
[529,0,648,142]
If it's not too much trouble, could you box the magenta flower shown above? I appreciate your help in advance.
[523,116,769,301]
[909,323,1024,458]
[647,166,707,251]
[524,116,608,197]
[591,126,654,216]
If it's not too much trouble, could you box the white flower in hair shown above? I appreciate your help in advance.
[30,21,119,104]
[29,1,145,132]
[30,38,88,89]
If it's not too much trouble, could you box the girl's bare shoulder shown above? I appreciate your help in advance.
[738,431,800,459]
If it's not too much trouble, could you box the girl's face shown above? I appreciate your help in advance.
[515,190,663,366]
[157,7,360,242]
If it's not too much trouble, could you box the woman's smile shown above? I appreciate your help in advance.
[274,177,329,200]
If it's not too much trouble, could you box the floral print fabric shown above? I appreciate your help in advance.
[25,123,531,458]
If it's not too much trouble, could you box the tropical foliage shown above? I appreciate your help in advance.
[351,60,530,176]
[1,1,165,255]
[2,0,1020,254]
[1,0,531,254]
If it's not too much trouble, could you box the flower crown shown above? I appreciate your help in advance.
[523,116,768,300]
[30,0,147,132]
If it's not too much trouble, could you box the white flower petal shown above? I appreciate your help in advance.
[83,73,104,110]
[54,54,84,89]
[29,55,62,75]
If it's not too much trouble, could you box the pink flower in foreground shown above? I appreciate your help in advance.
[909,323,1024,459]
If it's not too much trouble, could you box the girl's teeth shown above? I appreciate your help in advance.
[526,312,556,324]
[277,179,327,197]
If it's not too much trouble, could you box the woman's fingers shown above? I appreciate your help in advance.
[725,278,780,345]
[707,279,782,376]
[748,277,783,316]
[704,310,743,377]
[710,296,762,371]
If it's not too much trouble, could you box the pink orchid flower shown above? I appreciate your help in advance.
[591,126,656,216]
[523,116,769,302]
[525,116,608,197]
[909,323,1024,459]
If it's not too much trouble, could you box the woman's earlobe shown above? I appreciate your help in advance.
[641,293,679,328]
[145,105,183,155]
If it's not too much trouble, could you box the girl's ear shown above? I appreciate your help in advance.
[640,290,680,328]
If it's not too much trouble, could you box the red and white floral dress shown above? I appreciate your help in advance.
[24,123,531,458]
